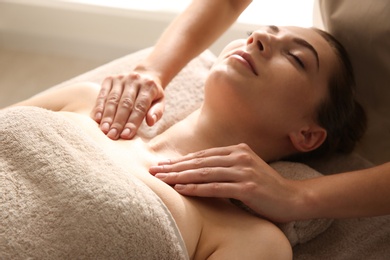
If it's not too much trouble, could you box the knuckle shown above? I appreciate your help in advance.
[240,181,257,193]
[194,158,204,166]
[97,91,108,99]
[236,152,252,164]
[144,81,158,92]
[102,76,113,85]
[194,150,206,158]
[107,94,121,105]
[237,143,250,151]
[93,103,104,111]
[164,171,177,181]
[200,167,212,178]
[120,97,134,109]
[161,164,172,173]
[241,167,257,180]
[210,183,222,192]
[129,72,140,80]
[134,102,148,113]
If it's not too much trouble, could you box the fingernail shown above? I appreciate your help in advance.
[155,173,167,179]
[107,128,118,139]
[151,114,157,125]
[101,122,110,133]
[158,159,172,165]
[174,184,185,190]
[121,128,131,138]
[95,112,102,121]
[149,165,161,173]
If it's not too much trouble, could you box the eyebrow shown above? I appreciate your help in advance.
[268,25,320,70]
[293,38,320,70]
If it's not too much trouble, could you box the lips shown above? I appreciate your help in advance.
[229,50,258,76]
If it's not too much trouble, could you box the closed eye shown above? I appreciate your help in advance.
[289,52,305,69]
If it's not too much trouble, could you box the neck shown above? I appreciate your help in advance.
[148,110,216,158]
[147,108,290,162]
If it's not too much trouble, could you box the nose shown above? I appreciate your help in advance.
[246,31,272,59]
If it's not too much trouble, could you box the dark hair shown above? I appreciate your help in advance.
[290,28,367,161]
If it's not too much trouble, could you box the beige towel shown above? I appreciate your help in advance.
[0,106,188,259]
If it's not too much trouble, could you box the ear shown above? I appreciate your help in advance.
[288,125,327,153]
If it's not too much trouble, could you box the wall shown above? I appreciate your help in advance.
[0,0,317,61]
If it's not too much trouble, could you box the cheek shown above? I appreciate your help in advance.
[263,67,318,117]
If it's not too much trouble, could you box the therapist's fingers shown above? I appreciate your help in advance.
[118,79,163,139]
[157,145,235,166]
[108,74,152,140]
[92,76,115,123]
[150,154,233,175]
[99,76,127,135]
[152,165,243,185]
[154,143,254,173]
[150,143,265,186]
[145,98,165,127]
[106,76,139,138]
[173,182,248,200]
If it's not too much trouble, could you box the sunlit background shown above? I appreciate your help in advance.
[1,0,318,58]
[63,0,316,26]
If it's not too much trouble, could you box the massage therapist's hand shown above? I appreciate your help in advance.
[92,71,165,140]
[150,143,305,223]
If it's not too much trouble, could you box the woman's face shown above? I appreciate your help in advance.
[204,26,337,138]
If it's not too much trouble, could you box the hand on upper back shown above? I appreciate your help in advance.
[91,71,165,140]
[149,143,303,223]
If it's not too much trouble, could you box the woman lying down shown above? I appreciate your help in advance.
[3,26,365,259]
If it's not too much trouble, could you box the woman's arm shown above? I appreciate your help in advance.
[150,144,390,222]
[7,82,99,113]
[92,0,252,140]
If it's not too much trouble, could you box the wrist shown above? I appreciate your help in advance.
[268,179,314,223]
[132,63,165,89]
[294,179,322,221]
[134,54,177,89]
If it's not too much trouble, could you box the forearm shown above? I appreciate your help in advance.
[299,162,390,220]
[136,0,251,88]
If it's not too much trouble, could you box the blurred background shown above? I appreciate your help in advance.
[0,0,318,107]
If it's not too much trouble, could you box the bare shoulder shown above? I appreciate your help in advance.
[208,210,292,260]
[244,219,293,260]
[60,82,100,113]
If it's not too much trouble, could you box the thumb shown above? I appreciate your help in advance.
[146,99,165,126]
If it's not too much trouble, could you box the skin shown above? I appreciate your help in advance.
[91,0,251,140]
